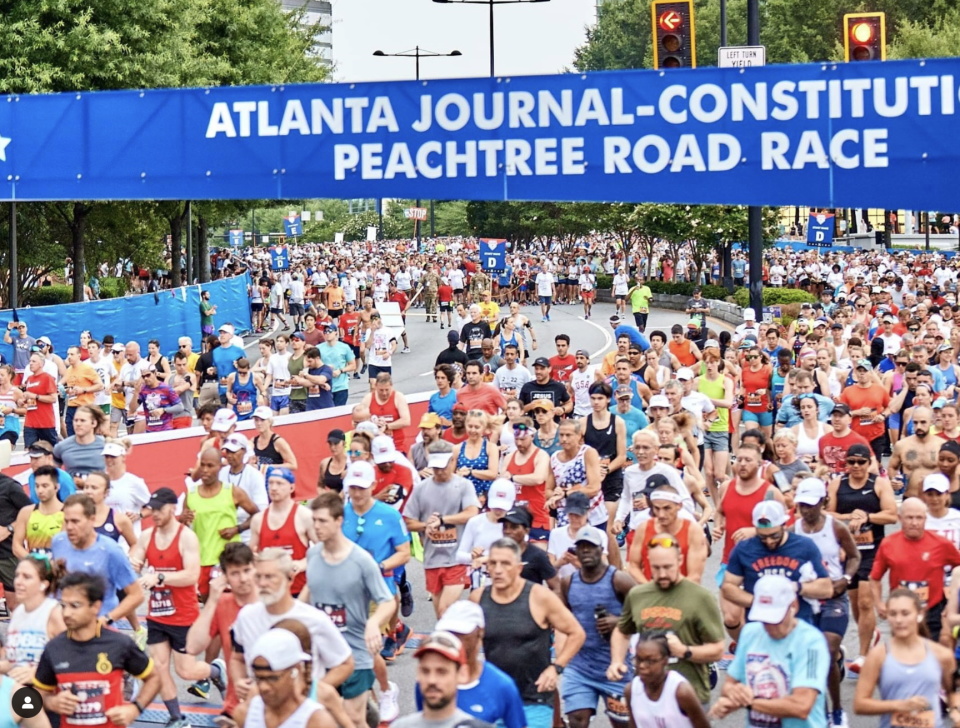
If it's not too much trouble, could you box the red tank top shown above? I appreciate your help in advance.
[640,518,691,580]
[721,478,770,563]
[145,525,200,626]
[370,391,405,451]
[741,365,772,412]
[259,503,308,595]
[669,339,697,367]
[506,449,549,530]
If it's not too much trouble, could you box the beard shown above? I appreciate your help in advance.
[422,692,454,711]
[259,588,283,606]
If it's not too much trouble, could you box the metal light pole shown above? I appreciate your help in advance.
[373,47,462,248]
[8,202,16,310]
[432,0,551,78]
[747,0,764,319]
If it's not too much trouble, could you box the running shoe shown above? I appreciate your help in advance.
[401,347,411,354]
[400,580,414,618]
[164,719,192,728]
[380,635,397,662]
[210,658,227,696]
[133,625,149,651]
[847,656,865,674]
[831,709,849,727]
[187,679,211,700]
[378,681,400,723]
[393,623,412,657]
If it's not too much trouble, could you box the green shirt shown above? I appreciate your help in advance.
[200,300,214,327]
[288,353,307,402]
[629,286,652,313]
[617,578,724,703]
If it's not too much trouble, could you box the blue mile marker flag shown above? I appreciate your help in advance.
[270,245,290,271]
[229,229,243,247]
[807,212,835,248]
[479,239,507,273]
[283,215,302,237]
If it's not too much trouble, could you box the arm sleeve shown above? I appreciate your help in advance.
[456,518,478,565]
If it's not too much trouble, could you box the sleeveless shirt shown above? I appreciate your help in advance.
[259,503,308,595]
[721,479,769,563]
[145,525,200,626]
[836,473,883,552]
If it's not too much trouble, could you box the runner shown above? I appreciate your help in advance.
[2,556,66,685]
[218,434,269,543]
[12,467,64,559]
[623,633,711,728]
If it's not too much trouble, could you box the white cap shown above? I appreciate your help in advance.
[704,340,720,349]
[102,442,125,458]
[343,461,376,489]
[436,600,485,634]
[221,434,249,453]
[748,574,798,624]
[743,308,757,320]
[249,629,311,671]
[648,394,670,409]
[218,323,235,334]
[253,406,273,420]
[427,450,454,469]
[37,336,52,346]
[676,367,695,381]
[923,472,950,494]
[354,421,381,438]
[371,435,397,464]
[486,479,516,511]
[752,500,789,528]
[794,478,827,506]
[211,408,237,433]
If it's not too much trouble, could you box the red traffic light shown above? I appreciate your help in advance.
[659,10,682,31]
[851,22,873,44]
[843,13,885,62]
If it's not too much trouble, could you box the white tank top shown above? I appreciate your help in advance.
[795,421,829,458]
[795,515,843,579]
[629,670,694,728]
[6,597,58,667]
[245,697,324,728]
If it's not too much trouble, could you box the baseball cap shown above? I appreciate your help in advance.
[831,403,851,416]
[250,629,311,671]
[371,435,397,464]
[327,429,346,444]
[528,399,554,412]
[145,487,178,510]
[743,308,756,320]
[414,631,467,666]
[436,601,485,635]
[211,408,238,432]
[110,343,125,353]
[575,349,590,358]
[565,491,591,516]
[704,340,720,349]
[847,443,873,460]
[266,467,296,484]
[855,359,873,371]
[291,331,305,341]
[452,402,469,413]
[221,434,249,453]
[218,323,235,334]
[872,286,883,293]
[427,443,455,469]
[648,394,670,409]
[101,442,125,458]
[923,472,950,493]
[533,357,551,368]
[322,323,338,333]
[748,574,798,624]
[676,367,695,381]
[447,330,460,344]
[419,412,442,429]
[343,461,376,489]
[794,478,827,506]
[686,319,699,328]
[354,421,381,438]
[500,506,533,528]
[252,406,273,420]
[615,386,632,400]
[486,479,516,511]
[574,526,605,547]
[28,441,54,458]
[752,500,788,528]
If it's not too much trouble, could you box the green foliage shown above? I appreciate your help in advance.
[98,278,129,299]
[574,0,653,71]
[733,288,817,307]
[23,285,73,307]
[645,281,730,300]
[889,6,960,59]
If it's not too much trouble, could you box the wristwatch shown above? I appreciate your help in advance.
[157,572,165,586]
[843,574,853,583]
[551,662,565,675]
[683,648,693,660]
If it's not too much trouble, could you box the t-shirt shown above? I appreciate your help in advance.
[89,356,114,407]
[212,344,246,396]
[53,435,106,476]
[0,475,31,560]
[317,342,355,393]
[617,579,725,704]
[305,366,335,411]
[137,383,181,432]
[344,501,409,595]
[818,430,871,473]
[64,362,99,407]
[629,286,652,313]
[200,300,215,327]
[870,530,960,608]
[415,662,526,728]
[305,543,393,670]
[726,620,830,728]
[456,384,506,416]
[210,592,244,714]
[288,353,307,402]
[394,709,493,728]
[460,321,492,359]
[518,380,570,416]
[726,533,830,623]
[535,272,555,297]
[403,475,481,569]
[549,354,577,383]
[22,371,57,429]
[494,364,532,397]
[50,533,138,616]
[839,383,891,443]
[519,544,557,585]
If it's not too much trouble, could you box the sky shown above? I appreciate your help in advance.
[330,0,598,83]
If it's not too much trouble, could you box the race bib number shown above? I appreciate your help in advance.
[237,400,253,415]
[318,603,347,631]
[891,711,935,728]
[430,527,458,545]
[604,695,630,725]
[638,306,649,314]
[149,587,176,618]
[854,527,875,548]
[67,681,110,726]
[860,416,874,427]
[900,580,930,609]
[747,393,763,407]
[308,385,320,397]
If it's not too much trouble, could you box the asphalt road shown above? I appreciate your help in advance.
[124,301,884,727]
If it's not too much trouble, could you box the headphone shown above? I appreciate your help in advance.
[291,668,300,679]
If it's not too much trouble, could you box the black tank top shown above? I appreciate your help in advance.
[94,508,121,541]
[254,433,283,466]
[320,457,345,493]
[480,580,552,705]
[585,412,623,488]
[836,473,884,552]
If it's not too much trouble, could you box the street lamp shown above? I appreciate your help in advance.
[432,0,551,77]
[372,47,462,246]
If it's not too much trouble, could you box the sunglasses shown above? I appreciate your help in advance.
[846,458,869,466]
[648,536,679,549]
[909,328,920,333]
[896,361,907,366]
[355,515,366,535]
[347,449,364,458]
[746,355,759,361]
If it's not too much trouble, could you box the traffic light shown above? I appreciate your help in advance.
[652,0,696,69]
[844,12,886,62]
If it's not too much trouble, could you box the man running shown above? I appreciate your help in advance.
[889,405,942,497]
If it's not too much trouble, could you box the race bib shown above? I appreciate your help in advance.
[638,306,649,314]
[604,695,630,725]
[854,527,875,548]
[68,681,110,726]
[891,711,935,728]
[430,527,458,545]
[318,603,347,631]
[308,385,320,397]
[860,416,875,427]
[900,580,930,609]
[237,400,253,415]
[747,393,763,407]
[149,587,176,618]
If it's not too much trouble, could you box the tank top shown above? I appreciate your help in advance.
[0,676,17,728]
[585,413,623,490]
[457,439,491,499]
[94,508,121,541]
[795,421,829,458]
[836,474,883,552]
[741,365,771,413]
[145,524,201,626]
[629,671,694,728]
[0,387,20,436]
[669,339,697,367]
[640,519,692,580]
[186,483,239,566]
[6,597,58,667]
[567,566,626,676]
[721,479,769,563]
[26,507,63,556]
[795,515,843,579]
[259,503,308,595]
[552,445,605,527]
[254,433,283,466]
[792,336,805,360]
[506,449,549,530]
[320,457,345,493]
[878,643,943,728]
[699,375,729,432]
[498,330,518,357]
[244,697,325,728]
[480,581,553,705]
[369,391,405,451]
[771,367,788,409]
[231,373,258,421]
[941,364,959,400]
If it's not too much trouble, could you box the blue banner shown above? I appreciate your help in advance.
[807,212,835,247]
[283,215,302,237]
[229,229,244,247]
[0,59,957,208]
[270,246,290,271]
[479,238,507,272]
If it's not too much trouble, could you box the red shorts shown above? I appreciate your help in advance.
[198,564,218,598]
[582,290,595,301]
[12,373,22,387]
[424,565,470,595]
[171,416,193,430]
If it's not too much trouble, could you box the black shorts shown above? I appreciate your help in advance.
[440,302,452,311]
[146,620,190,653]
[251,302,264,312]
[453,288,464,295]
[849,550,875,590]
[601,472,624,503]
[329,309,343,319]
[0,555,16,590]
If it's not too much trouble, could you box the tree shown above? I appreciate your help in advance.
[888,6,960,59]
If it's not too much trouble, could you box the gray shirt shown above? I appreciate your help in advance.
[394,709,492,728]
[53,435,106,476]
[403,475,480,569]
[305,542,393,670]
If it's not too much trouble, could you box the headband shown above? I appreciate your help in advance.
[650,491,683,504]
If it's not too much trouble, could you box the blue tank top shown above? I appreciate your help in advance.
[940,363,958,399]
[771,368,788,408]
[95,508,121,541]
[457,439,491,499]
[232,373,258,421]
[498,331,518,357]
[567,566,630,679]
[879,642,943,728]
[0,676,16,728]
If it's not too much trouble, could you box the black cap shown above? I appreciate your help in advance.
[327,429,346,443]
[831,403,851,416]
[846,443,872,459]
[533,357,551,368]
[499,506,533,528]
[941,440,960,457]
[146,487,178,510]
[447,330,460,343]
[565,491,591,515]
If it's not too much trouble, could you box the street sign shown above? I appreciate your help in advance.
[229,229,243,248]
[659,10,682,31]
[718,46,766,68]
[404,207,428,221]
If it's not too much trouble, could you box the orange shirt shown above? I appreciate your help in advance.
[839,383,890,443]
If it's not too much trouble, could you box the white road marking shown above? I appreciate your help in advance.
[580,316,614,362]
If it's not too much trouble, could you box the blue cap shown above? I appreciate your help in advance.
[267,467,295,484]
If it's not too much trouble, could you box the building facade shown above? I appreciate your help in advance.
[280,0,333,65]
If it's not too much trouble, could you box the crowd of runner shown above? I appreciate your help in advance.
[4,238,960,728]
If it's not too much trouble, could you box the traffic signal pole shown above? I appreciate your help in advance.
[747,0,763,318]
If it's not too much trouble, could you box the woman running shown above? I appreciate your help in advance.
[624,632,710,728]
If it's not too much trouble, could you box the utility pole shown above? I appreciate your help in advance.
[747,0,763,318]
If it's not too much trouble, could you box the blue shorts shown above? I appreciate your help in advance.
[529,527,550,542]
[560,665,629,716]
[715,562,728,590]
[888,412,901,431]
[271,395,290,412]
[742,410,774,427]
[814,594,850,637]
[523,703,554,728]
[539,296,552,305]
